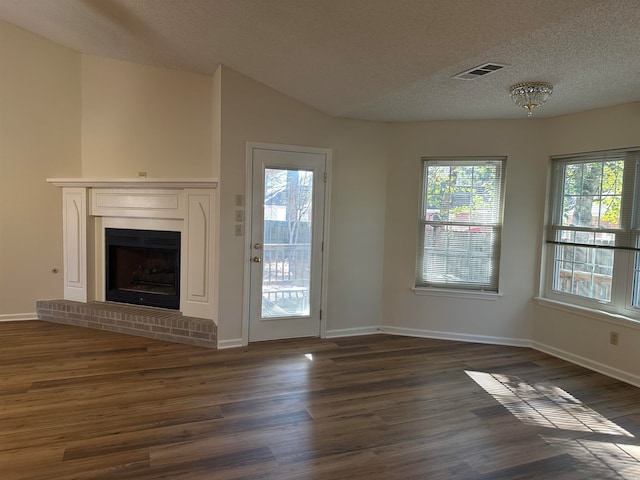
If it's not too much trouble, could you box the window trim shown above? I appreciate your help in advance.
[542,147,640,320]
[416,156,507,293]
[412,286,503,300]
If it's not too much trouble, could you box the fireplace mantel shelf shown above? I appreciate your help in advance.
[47,177,218,189]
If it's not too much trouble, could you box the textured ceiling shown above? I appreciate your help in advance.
[1,0,639,121]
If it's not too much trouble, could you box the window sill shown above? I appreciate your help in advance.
[534,297,640,331]
[412,287,502,301]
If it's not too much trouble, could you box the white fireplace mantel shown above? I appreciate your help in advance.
[47,177,218,189]
[47,177,219,322]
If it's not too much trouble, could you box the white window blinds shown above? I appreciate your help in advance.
[416,157,506,292]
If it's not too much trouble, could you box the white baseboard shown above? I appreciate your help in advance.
[217,324,640,388]
[217,338,244,349]
[378,326,640,388]
[0,313,37,322]
[379,325,531,348]
[531,341,640,389]
[324,326,381,338]
[324,324,531,348]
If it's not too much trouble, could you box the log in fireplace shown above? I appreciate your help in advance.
[105,228,181,310]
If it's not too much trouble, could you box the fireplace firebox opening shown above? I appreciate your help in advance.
[105,228,181,310]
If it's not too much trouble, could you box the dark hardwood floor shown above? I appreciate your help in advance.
[2,321,640,479]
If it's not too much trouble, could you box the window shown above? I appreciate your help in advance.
[544,148,640,317]
[416,157,506,292]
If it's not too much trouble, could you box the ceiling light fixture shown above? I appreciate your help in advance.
[509,82,553,117]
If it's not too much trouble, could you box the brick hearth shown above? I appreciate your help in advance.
[36,300,216,348]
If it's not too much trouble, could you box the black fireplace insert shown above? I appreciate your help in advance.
[105,228,181,310]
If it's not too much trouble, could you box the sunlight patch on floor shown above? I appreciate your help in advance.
[465,370,633,436]
[466,370,640,478]
[543,437,640,478]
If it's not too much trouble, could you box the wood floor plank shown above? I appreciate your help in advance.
[2,321,640,479]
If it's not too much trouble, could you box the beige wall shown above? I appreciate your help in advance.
[325,118,389,335]
[218,66,329,343]
[0,21,81,317]
[212,66,222,178]
[81,55,213,177]
[0,40,215,317]
[383,120,548,342]
[217,66,388,343]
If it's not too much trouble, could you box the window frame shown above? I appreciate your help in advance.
[415,156,507,293]
[542,148,640,320]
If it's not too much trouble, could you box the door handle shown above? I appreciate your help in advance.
[251,256,262,263]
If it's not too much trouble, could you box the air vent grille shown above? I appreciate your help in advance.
[453,63,506,80]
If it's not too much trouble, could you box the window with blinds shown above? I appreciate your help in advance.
[416,157,506,292]
[545,148,640,315]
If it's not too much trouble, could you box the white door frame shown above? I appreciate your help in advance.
[242,142,332,346]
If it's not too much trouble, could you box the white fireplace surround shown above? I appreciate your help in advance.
[47,178,219,321]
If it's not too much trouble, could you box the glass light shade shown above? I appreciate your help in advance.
[510,82,553,117]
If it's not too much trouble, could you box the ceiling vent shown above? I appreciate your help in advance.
[453,63,506,80]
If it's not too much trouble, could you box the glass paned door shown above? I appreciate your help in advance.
[248,146,327,342]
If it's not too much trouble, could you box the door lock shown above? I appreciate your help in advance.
[253,243,262,250]
[251,256,262,263]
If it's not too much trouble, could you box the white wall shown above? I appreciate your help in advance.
[533,102,640,384]
[382,120,548,343]
[0,21,80,318]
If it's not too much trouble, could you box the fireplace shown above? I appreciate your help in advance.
[46,177,217,321]
[105,228,181,310]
